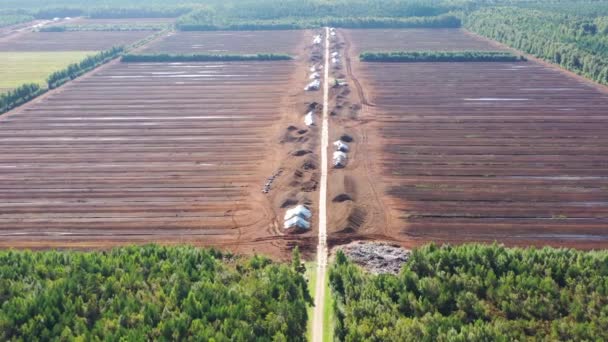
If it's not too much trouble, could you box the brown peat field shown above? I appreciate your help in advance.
[0,30,315,257]
[2,27,608,257]
[341,28,608,249]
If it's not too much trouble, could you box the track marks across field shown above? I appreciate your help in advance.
[351,29,608,249]
[142,30,306,55]
[345,28,505,54]
[0,61,296,250]
[0,31,155,51]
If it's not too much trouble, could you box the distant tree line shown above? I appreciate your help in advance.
[360,50,525,62]
[0,245,312,341]
[0,83,45,114]
[122,53,292,62]
[465,7,608,85]
[330,243,608,341]
[175,1,460,31]
[178,14,461,31]
[0,14,33,27]
[47,47,124,88]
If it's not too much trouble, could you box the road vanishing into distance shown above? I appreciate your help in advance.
[312,27,330,342]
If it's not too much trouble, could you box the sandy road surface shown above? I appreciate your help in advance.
[312,26,330,342]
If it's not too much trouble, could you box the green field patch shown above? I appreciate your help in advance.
[0,51,95,90]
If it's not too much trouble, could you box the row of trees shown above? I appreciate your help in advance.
[329,243,608,341]
[465,7,608,85]
[177,14,461,31]
[121,53,292,62]
[0,83,44,114]
[360,50,524,62]
[47,46,124,88]
[0,245,312,341]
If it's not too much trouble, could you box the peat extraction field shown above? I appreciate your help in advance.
[0,30,154,51]
[348,28,608,249]
[0,56,302,255]
[142,30,306,55]
[344,28,499,54]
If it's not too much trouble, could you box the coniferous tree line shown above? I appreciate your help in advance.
[0,83,45,114]
[178,14,460,31]
[122,53,292,62]
[0,14,33,27]
[465,7,608,85]
[360,50,524,62]
[47,46,124,89]
[0,245,312,341]
[330,243,608,341]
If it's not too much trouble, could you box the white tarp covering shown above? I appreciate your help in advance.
[309,72,320,79]
[313,35,322,45]
[305,79,321,91]
[284,216,310,229]
[305,111,315,126]
[310,65,317,72]
[332,57,340,64]
[284,205,312,221]
[333,140,349,152]
[331,51,340,58]
[333,151,347,167]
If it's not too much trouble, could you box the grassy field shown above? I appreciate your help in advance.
[0,51,94,90]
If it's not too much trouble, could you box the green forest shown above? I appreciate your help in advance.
[0,245,311,341]
[465,7,608,85]
[330,244,608,341]
[360,51,525,62]
[121,53,293,63]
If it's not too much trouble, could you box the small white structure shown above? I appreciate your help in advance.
[310,65,317,72]
[284,205,312,221]
[333,140,349,152]
[305,79,321,91]
[332,57,340,64]
[305,111,315,126]
[309,72,320,80]
[333,151,347,168]
[284,216,310,229]
[313,35,322,45]
[283,205,312,230]
[331,51,340,58]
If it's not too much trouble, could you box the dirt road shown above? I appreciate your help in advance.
[312,27,330,342]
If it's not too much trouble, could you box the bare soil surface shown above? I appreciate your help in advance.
[345,28,608,249]
[0,31,155,51]
[142,30,307,55]
[344,28,504,54]
[0,53,312,258]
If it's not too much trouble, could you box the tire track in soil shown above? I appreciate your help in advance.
[343,32,375,107]
[340,30,391,237]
